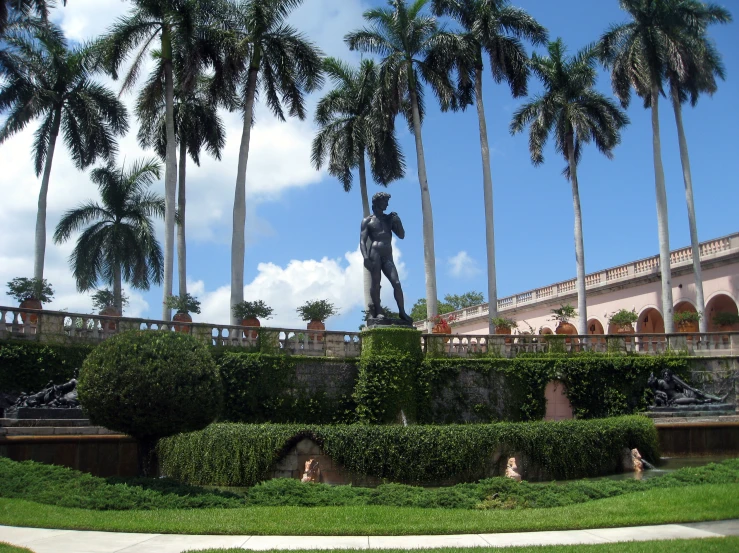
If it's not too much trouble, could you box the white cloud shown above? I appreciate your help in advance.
[193,242,406,330]
[448,251,481,278]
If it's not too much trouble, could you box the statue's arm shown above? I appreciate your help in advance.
[390,212,405,239]
[360,217,371,259]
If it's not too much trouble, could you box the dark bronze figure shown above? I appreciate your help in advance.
[360,192,413,325]
[13,378,79,408]
[648,369,726,407]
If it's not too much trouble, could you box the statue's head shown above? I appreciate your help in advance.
[372,192,391,211]
[661,369,673,381]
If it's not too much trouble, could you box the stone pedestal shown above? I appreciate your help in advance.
[5,407,85,420]
[366,317,414,329]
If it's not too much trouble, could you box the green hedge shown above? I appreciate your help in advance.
[0,340,93,393]
[219,354,358,424]
[158,416,659,487]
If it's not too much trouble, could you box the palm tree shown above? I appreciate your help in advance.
[102,0,226,321]
[224,0,323,325]
[511,40,629,336]
[53,159,165,313]
[136,74,226,301]
[432,0,547,334]
[312,57,405,311]
[0,0,64,33]
[598,0,729,332]
[663,3,730,333]
[0,22,128,285]
[345,0,460,326]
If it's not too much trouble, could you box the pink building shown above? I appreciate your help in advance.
[418,233,739,336]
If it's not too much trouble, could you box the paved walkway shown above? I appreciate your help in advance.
[1,521,738,552]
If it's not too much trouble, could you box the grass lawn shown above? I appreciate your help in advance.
[185,537,739,553]
[0,484,737,536]
[0,544,33,553]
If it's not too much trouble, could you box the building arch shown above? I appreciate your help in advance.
[674,300,699,332]
[706,293,739,332]
[637,306,664,334]
[588,319,605,335]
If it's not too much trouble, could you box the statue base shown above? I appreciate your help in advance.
[366,317,414,329]
[5,407,86,420]
[649,403,735,413]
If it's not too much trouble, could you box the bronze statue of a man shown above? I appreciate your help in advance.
[360,192,413,324]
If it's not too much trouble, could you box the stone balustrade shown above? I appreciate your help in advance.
[0,306,362,358]
[421,331,739,358]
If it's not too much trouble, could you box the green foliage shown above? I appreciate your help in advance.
[296,300,338,322]
[444,292,484,311]
[232,300,273,321]
[0,340,93,394]
[674,311,702,325]
[91,289,129,312]
[410,298,455,322]
[550,304,577,323]
[491,317,517,330]
[218,353,358,424]
[713,312,739,327]
[0,458,241,510]
[159,417,659,487]
[164,293,201,314]
[355,328,424,423]
[6,277,54,303]
[609,309,638,326]
[78,331,222,440]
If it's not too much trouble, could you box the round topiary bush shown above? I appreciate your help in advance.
[78,331,223,474]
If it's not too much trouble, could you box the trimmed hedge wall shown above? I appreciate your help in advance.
[219,353,358,424]
[0,340,93,393]
[158,416,659,487]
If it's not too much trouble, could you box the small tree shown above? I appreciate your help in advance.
[296,300,339,322]
[609,309,638,327]
[6,277,53,304]
[78,331,222,476]
[91,289,129,313]
[164,293,201,315]
[550,304,578,324]
[232,300,273,322]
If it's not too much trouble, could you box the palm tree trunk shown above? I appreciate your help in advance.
[409,81,438,331]
[651,84,674,333]
[177,139,187,298]
[113,263,122,314]
[474,68,498,334]
[33,107,61,283]
[670,83,705,332]
[358,148,371,313]
[230,50,260,325]
[161,25,177,322]
[566,133,588,336]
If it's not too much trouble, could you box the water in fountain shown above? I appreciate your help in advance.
[400,410,408,426]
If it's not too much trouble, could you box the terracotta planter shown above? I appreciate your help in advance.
[432,322,451,335]
[307,319,325,342]
[676,320,699,334]
[99,306,121,332]
[555,322,577,344]
[241,317,260,340]
[172,311,192,333]
[494,325,513,344]
[19,298,42,325]
[611,323,634,342]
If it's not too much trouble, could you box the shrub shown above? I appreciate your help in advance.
[164,293,201,314]
[232,300,273,321]
[491,317,517,330]
[158,416,659,487]
[78,331,223,475]
[712,312,739,327]
[6,277,53,303]
[674,311,702,325]
[550,304,577,323]
[0,340,93,394]
[91,289,129,312]
[609,309,638,326]
[296,299,339,322]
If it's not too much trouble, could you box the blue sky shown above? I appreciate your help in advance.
[1,0,737,330]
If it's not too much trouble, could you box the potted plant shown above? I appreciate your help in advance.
[92,289,129,331]
[7,277,54,324]
[165,293,201,333]
[491,317,517,344]
[430,313,457,335]
[608,309,638,334]
[673,310,701,333]
[712,312,739,330]
[297,299,339,341]
[550,304,578,336]
[232,300,273,339]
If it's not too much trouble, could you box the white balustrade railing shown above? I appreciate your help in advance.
[0,306,361,358]
[421,331,739,358]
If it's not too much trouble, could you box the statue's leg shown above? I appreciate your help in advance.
[382,260,412,323]
[369,253,382,318]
